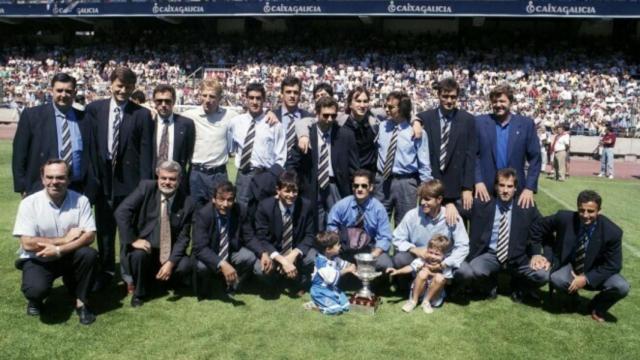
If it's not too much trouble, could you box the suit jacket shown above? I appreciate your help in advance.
[193,202,248,271]
[418,107,476,200]
[247,196,315,257]
[466,198,541,267]
[85,98,154,198]
[530,211,623,288]
[286,124,359,224]
[152,113,195,178]
[114,180,194,264]
[12,104,96,199]
[474,113,541,193]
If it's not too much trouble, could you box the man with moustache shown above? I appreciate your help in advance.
[286,96,359,231]
[114,160,195,307]
[474,84,541,209]
[455,168,549,301]
[416,78,477,224]
[230,83,286,209]
[86,67,154,290]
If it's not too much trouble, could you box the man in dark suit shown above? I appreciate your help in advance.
[114,160,194,307]
[12,73,95,200]
[151,84,195,182]
[474,83,541,209]
[193,181,262,299]
[85,67,154,289]
[417,78,476,224]
[247,170,316,295]
[274,76,312,161]
[456,168,549,301]
[286,96,359,231]
[530,190,629,322]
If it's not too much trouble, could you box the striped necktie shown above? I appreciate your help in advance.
[573,231,588,274]
[440,117,450,171]
[59,114,72,169]
[218,218,229,263]
[159,196,171,264]
[318,132,330,190]
[382,126,398,180]
[158,118,170,162]
[496,205,510,264]
[286,112,296,155]
[112,107,122,172]
[239,118,256,170]
[281,209,293,255]
[354,205,365,228]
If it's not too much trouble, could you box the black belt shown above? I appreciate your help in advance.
[192,163,227,175]
[378,172,418,180]
[239,166,266,175]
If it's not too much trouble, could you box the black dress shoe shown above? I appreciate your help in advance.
[76,306,96,325]
[131,296,144,307]
[510,290,523,303]
[26,301,42,316]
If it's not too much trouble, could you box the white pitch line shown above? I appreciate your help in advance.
[539,186,640,258]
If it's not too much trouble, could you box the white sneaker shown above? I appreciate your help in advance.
[597,173,604,177]
[608,175,614,179]
[402,300,417,313]
[421,301,434,314]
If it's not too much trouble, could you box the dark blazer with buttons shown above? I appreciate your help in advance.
[85,98,154,198]
[193,202,247,271]
[530,210,623,288]
[114,180,194,264]
[465,198,541,267]
[247,196,315,257]
[417,107,476,201]
[12,103,96,200]
[152,113,195,179]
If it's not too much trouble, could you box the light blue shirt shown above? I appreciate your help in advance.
[376,120,432,181]
[327,195,392,252]
[230,112,286,169]
[392,206,469,278]
[53,104,82,181]
[490,202,513,251]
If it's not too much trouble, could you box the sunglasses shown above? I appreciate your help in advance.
[321,113,338,120]
[352,183,369,189]
[154,99,173,104]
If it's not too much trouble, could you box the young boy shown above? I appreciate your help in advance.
[306,232,356,315]
[387,234,451,314]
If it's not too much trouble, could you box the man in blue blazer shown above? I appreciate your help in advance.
[12,73,95,200]
[85,67,155,290]
[474,84,541,208]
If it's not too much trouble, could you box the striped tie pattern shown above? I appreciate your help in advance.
[60,114,72,169]
[573,232,588,274]
[281,210,293,255]
[496,207,510,264]
[239,119,256,170]
[440,118,450,171]
[112,107,122,172]
[158,119,170,162]
[318,134,330,190]
[382,126,398,180]
[286,113,296,155]
[218,219,229,263]
[159,197,171,264]
[354,206,365,228]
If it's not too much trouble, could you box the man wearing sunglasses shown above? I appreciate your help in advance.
[287,96,359,232]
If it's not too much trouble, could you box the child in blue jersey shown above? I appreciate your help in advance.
[306,231,356,315]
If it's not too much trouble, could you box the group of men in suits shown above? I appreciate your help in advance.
[11,69,628,324]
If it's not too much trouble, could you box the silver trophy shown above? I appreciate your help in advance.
[350,253,382,314]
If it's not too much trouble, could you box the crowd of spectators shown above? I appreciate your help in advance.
[1,29,639,136]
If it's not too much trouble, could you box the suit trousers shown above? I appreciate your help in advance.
[235,170,260,210]
[254,248,318,290]
[317,183,341,232]
[550,263,629,313]
[127,248,192,298]
[20,247,98,305]
[374,174,418,227]
[95,194,125,278]
[455,251,549,294]
[194,247,259,297]
[189,166,228,208]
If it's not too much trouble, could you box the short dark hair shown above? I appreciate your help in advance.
[436,78,459,95]
[315,231,340,251]
[315,96,339,114]
[428,234,451,254]
[245,82,266,98]
[489,83,514,102]
[280,76,302,92]
[214,181,236,198]
[417,179,444,200]
[110,67,137,85]
[346,86,371,115]
[277,170,299,192]
[153,84,176,101]
[40,158,70,177]
[577,190,602,210]
[495,168,518,188]
[130,90,146,104]
[387,91,412,120]
[352,169,373,185]
[313,83,334,98]
[50,73,77,89]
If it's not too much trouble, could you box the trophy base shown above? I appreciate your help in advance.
[349,294,380,315]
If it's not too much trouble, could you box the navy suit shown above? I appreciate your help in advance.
[12,103,96,200]
[152,114,195,181]
[531,211,629,314]
[418,107,476,201]
[474,114,541,193]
